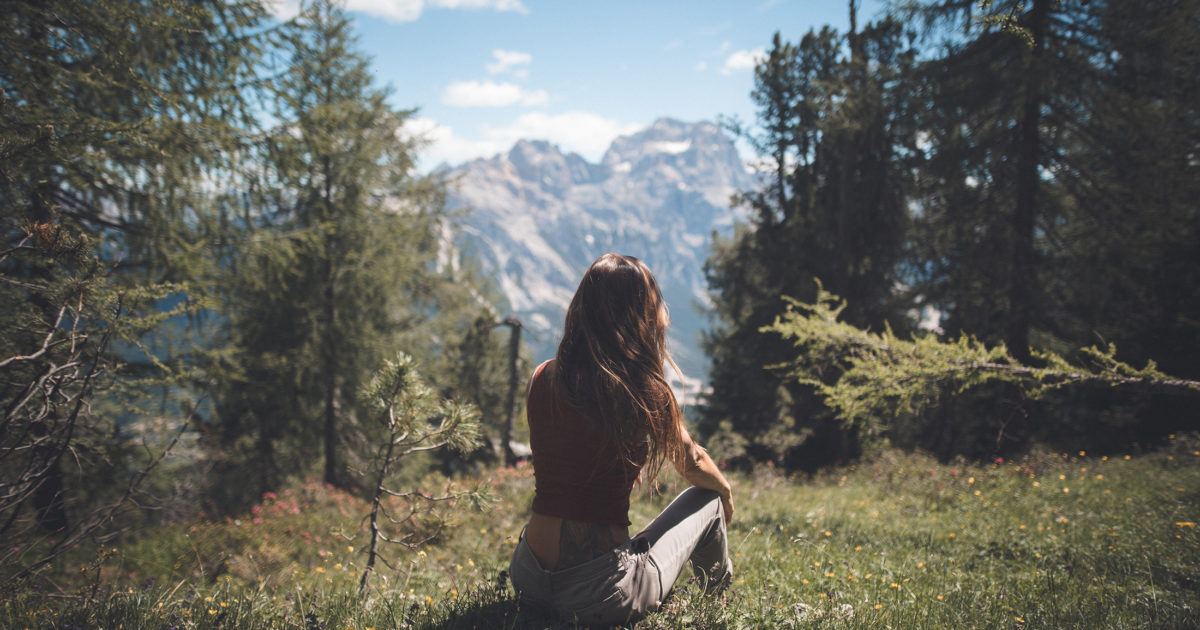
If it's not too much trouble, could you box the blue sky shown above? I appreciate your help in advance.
[276,0,886,168]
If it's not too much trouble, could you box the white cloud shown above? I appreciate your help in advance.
[486,49,532,77]
[269,0,527,23]
[402,117,506,167]
[694,61,708,72]
[442,80,549,107]
[346,0,424,21]
[431,0,527,11]
[267,0,304,20]
[721,48,766,74]
[404,112,642,167]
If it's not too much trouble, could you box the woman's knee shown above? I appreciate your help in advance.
[679,486,722,513]
[681,484,715,499]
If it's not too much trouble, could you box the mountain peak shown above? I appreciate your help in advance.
[508,138,564,157]
[599,119,744,187]
[504,138,593,190]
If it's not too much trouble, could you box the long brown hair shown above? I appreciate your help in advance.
[554,253,685,486]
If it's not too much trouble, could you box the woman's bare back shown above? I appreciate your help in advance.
[525,511,630,571]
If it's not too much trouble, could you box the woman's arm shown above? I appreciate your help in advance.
[672,424,734,523]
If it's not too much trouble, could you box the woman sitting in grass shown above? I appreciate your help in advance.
[508,253,735,626]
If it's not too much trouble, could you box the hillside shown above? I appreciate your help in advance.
[10,441,1199,628]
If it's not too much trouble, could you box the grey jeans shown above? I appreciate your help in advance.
[509,486,733,626]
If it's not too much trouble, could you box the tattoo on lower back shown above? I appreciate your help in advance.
[557,520,617,569]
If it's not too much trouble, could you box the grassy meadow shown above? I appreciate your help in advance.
[4,436,1199,629]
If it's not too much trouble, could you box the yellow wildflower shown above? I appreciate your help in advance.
[936,594,945,601]
[890,582,900,589]
[967,477,975,485]
[1063,487,1070,494]
[874,603,884,610]
[823,530,832,537]
[1175,521,1197,528]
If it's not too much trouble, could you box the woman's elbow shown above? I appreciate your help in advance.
[682,442,708,475]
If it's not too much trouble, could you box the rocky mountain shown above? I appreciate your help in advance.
[440,118,752,401]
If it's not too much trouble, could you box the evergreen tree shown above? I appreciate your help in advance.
[903,0,1062,360]
[214,0,509,493]
[0,0,266,580]
[906,0,1199,379]
[703,5,919,468]
[1043,0,1200,380]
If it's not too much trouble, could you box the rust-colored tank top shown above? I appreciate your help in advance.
[526,358,645,526]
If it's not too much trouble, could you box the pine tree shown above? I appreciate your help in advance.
[1044,0,1200,380]
[703,4,919,467]
[906,0,1199,375]
[0,0,266,581]
[214,0,506,492]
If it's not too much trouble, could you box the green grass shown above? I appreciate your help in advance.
[4,437,1200,629]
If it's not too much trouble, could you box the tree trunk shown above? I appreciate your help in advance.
[1009,0,1050,362]
[257,416,276,493]
[359,435,395,594]
[322,153,339,486]
[500,316,522,466]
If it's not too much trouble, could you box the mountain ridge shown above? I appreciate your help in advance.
[440,117,752,400]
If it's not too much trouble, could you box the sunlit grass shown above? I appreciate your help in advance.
[4,436,1199,628]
